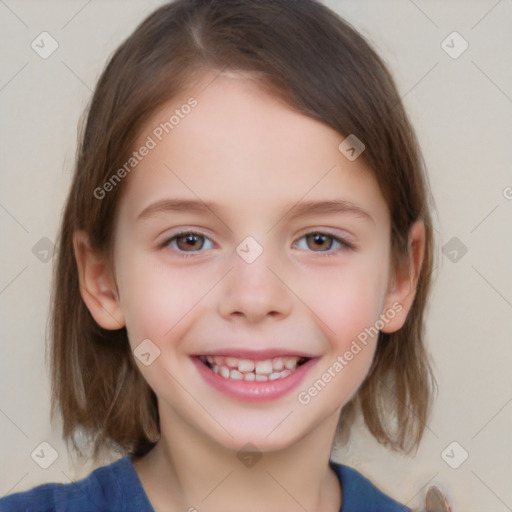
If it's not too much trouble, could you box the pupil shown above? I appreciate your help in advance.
[309,233,331,250]
[179,234,202,250]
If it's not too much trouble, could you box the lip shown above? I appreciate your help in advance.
[192,355,319,402]
[192,348,317,359]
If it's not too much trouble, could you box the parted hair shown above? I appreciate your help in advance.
[49,0,437,463]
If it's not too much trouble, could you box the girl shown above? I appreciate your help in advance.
[0,0,437,510]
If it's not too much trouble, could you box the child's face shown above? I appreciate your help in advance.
[104,73,408,451]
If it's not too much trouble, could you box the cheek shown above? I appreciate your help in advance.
[299,258,386,347]
[116,253,211,349]
[116,257,214,393]
[295,263,384,410]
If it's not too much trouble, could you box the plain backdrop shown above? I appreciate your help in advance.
[1,1,511,510]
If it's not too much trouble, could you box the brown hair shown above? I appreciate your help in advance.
[49,0,436,463]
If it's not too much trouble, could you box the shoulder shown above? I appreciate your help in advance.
[0,455,154,512]
[330,461,410,512]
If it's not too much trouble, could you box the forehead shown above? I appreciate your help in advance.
[118,72,388,225]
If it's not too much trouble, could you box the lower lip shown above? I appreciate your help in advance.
[192,357,318,402]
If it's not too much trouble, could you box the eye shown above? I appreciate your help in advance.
[164,231,214,253]
[161,230,353,256]
[293,232,353,254]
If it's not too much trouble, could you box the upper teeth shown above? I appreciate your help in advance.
[200,355,306,381]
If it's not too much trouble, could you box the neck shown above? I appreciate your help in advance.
[133,404,343,512]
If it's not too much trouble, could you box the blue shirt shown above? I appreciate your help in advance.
[0,456,410,511]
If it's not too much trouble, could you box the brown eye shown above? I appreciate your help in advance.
[176,233,204,251]
[166,232,213,253]
[305,233,334,251]
[293,231,353,254]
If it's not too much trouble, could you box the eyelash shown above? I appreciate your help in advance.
[160,229,355,258]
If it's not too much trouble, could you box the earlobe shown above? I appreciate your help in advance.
[380,220,425,333]
[73,231,125,330]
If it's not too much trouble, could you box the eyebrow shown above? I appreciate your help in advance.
[137,198,374,224]
[277,199,374,224]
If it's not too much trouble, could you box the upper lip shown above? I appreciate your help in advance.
[193,348,318,359]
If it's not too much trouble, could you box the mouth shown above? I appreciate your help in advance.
[198,354,311,382]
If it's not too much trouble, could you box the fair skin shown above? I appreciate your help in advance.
[75,72,425,512]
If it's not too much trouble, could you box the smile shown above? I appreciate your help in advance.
[199,355,310,381]
[193,352,318,402]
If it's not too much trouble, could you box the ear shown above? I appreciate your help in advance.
[73,230,125,330]
[380,220,425,333]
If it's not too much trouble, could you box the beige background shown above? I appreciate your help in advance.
[1,1,511,510]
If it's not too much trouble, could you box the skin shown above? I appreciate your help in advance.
[75,72,425,512]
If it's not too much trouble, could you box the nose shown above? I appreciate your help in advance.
[217,245,293,324]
